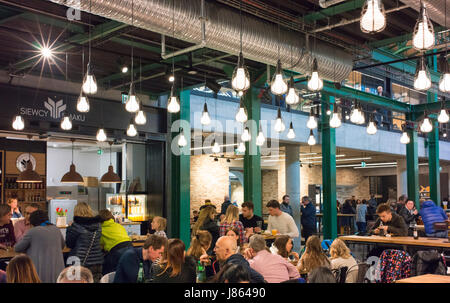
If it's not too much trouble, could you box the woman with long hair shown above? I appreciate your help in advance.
[329,239,358,283]
[6,254,40,283]
[192,206,219,254]
[219,205,246,244]
[187,230,212,263]
[298,235,330,274]
[151,238,196,283]
[271,235,299,263]
[225,227,243,254]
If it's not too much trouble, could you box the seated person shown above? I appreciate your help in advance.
[150,216,167,238]
[212,263,250,283]
[270,235,299,264]
[239,201,264,234]
[329,239,358,283]
[368,203,408,236]
[0,204,15,250]
[57,266,94,283]
[420,200,449,238]
[398,199,419,228]
[266,200,299,239]
[245,234,300,283]
[13,204,39,243]
[298,236,330,275]
[307,266,336,283]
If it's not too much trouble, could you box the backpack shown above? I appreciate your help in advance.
[411,250,447,276]
[377,249,412,283]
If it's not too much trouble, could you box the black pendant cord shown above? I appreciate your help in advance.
[131,0,134,86]
[172,0,175,79]
[88,0,92,65]
[239,0,243,53]
[71,140,74,165]
[109,142,113,166]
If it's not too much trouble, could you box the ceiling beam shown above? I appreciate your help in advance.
[303,0,365,23]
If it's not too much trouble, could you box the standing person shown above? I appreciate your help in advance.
[6,254,40,283]
[298,236,331,275]
[396,194,407,213]
[199,199,215,212]
[239,201,264,232]
[219,205,246,244]
[300,196,316,243]
[14,210,65,283]
[192,206,219,255]
[329,239,358,283]
[266,200,299,238]
[113,235,167,283]
[367,194,378,220]
[356,200,368,234]
[420,200,449,238]
[150,216,167,238]
[13,203,39,243]
[341,199,356,234]
[350,196,357,209]
[98,209,132,275]
[368,203,408,236]
[220,196,232,219]
[0,204,15,250]
[150,239,196,283]
[280,195,293,217]
[65,202,103,283]
[7,198,22,219]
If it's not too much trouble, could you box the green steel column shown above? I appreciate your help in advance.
[243,88,262,217]
[170,89,191,247]
[320,94,337,240]
[427,92,440,205]
[406,113,420,208]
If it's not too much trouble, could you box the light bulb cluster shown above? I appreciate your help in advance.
[307,58,323,92]
[306,109,318,129]
[329,104,342,128]
[350,102,365,125]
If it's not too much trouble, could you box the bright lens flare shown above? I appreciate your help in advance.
[40,47,53,59]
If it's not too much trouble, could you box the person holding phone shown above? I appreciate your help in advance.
[369,204,408,237]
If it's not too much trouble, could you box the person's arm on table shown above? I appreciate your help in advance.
[387,217,408,236]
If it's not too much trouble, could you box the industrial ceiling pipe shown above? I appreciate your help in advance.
[319,0,347,8]
[46,0,353,82]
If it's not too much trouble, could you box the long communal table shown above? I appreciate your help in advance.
[396,274,450,283]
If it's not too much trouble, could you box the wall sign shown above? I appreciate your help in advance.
[16,153,36,172]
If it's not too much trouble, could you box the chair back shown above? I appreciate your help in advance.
[356,262,370,283]
[378,249,412,283]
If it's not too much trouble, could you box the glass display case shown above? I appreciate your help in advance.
[106,193,126,218]
[127,194,148,222]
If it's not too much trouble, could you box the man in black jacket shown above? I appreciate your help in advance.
[214,236,264,283]
[369,203,408,236]
[398,199,419,227]
[114,235,167,283]
[300,196,316,243]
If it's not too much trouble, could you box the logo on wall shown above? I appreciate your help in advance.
[44,98,66,119]
[16,153,36,172]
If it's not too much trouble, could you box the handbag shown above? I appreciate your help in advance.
[82,230,98,266]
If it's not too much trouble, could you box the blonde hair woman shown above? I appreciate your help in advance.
[192,206,219,254]
[329,239,358,283]
[219,205,246,244]
[298,235,330,274]
[66,202,103,282]
[187,230,212,265]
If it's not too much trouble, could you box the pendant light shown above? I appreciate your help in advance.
[101,141,121,183]
[285,76,299,105]
[256,126,265,146]
[237,141,246,153]
[307,58,323,92]
[400,124,410,144]
[307,129,316,146]
[135,108,147,125]
[366,114,377,135]
[60,112,72,130]
[200,102,211,125]
[167,85,180,113]
[438,103,449,124]
[235,97,248,123]
[61,139,84,183]
[420,115,433,133]
[231,1,250,94]
[360,0,386,34]
[358,105,366,125]
[412,1,435,51]
[126,83,140,113]
[76,91,90,113]
[127,120,138,137]
[330,105,342,128]
[306,109,318,129]
[96,128,107,142]
[12,115,24,131]
[82,0,97,95]
[17,135,41,183]
[212,138,220,154]
[414,56,432,91]
[241,126,251,142]
[287,122,296,139]
[177,128,187,147]
[439,56,450,93]
[274,107,285,133]
[271,60,288,95]
[350,102,361,124]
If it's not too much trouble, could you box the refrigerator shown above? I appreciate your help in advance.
[48,199,78,225]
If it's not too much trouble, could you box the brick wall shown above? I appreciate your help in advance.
[262,169,278,214]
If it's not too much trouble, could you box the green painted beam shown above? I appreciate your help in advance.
[243,88,262,217]
[252,66,275,88]
[170,89,191,246]
[21,12,85,34]
[321,94,337,240]
[406,113,420,208]
[412,100,450,118]
[368,27,446,49]
[393,45,412,55]
[303,0,365,23]
[428,119,440,205]
[109,37,162,54]
[0,12,27,25]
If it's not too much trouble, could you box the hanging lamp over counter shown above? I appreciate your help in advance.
[101,141,121,183]
[61,139,84,183]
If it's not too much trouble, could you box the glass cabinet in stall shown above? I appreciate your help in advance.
[106,193,148,222]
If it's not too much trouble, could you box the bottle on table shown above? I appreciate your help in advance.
[196,260,206,283]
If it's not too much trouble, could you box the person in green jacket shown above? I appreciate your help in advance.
[99,209,133,275]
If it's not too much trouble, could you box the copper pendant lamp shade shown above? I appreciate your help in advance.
[61,164,84,183]
[17,161,42,183]
[101,141,121,184]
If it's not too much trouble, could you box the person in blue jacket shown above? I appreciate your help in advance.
[419,200,449,238]
[300,196,317,243]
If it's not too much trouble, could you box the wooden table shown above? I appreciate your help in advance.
[396,274,450,283]
[339,235,450,249]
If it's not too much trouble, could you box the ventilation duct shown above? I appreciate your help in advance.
[48,0,353,82]
[400,0,449,27]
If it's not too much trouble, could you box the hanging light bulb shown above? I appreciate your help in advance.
[366,115,377,135]
[400,126,410,144]
[126,83,140,113]
[438,108,449,124]
[82,63,98,95]
[12,115,24,130]
[127,122,138,137]
[412,2,435,51]
[330,106,342,128]
[76,91,90,113]
[439,56,450,93]
[60,113,72,130]
[306,109,318,129]
[274,107,285,133]
[212,140,220,154]
[177,129,187,147]
[241,127,251,142]
[200,103,211,125]
[420,117,433,133]
[271,59,288,95]
[168,74,175,82]
[360,0,386,33]
[285,76,299,105]
[287,122,296,139]
[167,85,180,113]
[307,129,316,146]
[135,108,147,125]
[96,128,107,142]
[307,58,323,92]
[237,142,246,153]
[231,52,250,93]
[358,107,366,125]
[235,98,248,123]
[414,56,432,91]
[256,129,265,146]
[350,103,361,124]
